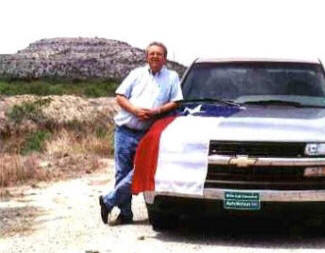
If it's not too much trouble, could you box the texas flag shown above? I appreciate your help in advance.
[132,104,242,196]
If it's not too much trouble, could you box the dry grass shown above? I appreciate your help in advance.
[0,152,106,192]
[0,96,115,189]
[0,134,25,154]
[0,123,114,190]
[45,127,114,156]
[0,154,48,188]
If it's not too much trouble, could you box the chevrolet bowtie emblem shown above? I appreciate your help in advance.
[230,155,257,167]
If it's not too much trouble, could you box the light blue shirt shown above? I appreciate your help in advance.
[114,65,183,130]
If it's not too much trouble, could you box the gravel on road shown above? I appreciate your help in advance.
[1,159,325,253]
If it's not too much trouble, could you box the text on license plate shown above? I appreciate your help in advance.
[224,191,260,210]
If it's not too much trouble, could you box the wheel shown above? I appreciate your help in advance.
[147,206,179,231]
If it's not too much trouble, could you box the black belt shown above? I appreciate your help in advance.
[119,125,147,134]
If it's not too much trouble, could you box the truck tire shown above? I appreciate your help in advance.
[147,207,179,231]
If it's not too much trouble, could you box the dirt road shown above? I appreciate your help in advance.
[1,159,325,253]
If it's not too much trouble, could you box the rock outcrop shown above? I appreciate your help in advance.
[0,38,186,82]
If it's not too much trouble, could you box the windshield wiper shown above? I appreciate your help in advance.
[182,98,241,107]
[242,100,325,108]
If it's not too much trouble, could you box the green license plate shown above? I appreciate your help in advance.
[224,191,260,210]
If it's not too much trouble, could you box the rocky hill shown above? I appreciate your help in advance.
[0,38,186,82]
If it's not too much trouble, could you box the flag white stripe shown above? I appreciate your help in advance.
[154,116,224,196]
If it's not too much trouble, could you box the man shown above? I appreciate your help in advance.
[99,42,183,225]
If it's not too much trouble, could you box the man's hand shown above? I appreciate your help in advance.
[134,108,153,120]
[116,95,179,121]
[136,101,179,120]
[116,95,155,121]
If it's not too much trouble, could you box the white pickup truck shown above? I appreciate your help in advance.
[144,58,325,230]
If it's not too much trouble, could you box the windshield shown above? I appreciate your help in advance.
[182,62,325,106]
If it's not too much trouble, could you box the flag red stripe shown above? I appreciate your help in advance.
[132,116,176,194]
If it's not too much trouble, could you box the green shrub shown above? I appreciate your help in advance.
[95,126,107,138]
[84,86,102,97]
[0,80,118,97]
[106,125,115,156]
[21,130,51,155]
[7,98,52,124]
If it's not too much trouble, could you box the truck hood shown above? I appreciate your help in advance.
[193,104,325,142]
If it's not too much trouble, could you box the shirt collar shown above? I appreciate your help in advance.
[147,64,166,77]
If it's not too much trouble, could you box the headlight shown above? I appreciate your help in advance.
[305,143,325,156]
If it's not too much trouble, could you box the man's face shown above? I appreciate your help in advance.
[146,45,166,74]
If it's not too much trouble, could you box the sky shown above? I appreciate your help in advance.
[1,0,325,66]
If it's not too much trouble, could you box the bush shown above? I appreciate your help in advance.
[7,98,52,124]
[0,79,118,97]
[21,130,52,155]
[95,126,107,138]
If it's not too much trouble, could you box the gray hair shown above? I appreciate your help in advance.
[145,41,168,58]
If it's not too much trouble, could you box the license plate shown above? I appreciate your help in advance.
[224,191,260,210]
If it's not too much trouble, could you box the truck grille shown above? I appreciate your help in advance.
[209,141,306,157]
[206,141,325,190]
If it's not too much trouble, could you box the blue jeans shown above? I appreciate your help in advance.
[103,126,146,218]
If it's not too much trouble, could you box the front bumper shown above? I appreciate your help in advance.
[144,189,325,204]
[145,189,325,218]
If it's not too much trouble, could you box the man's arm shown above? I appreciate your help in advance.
[116,95,152,121]
[116,94,179,120]
[151,101,179,115]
